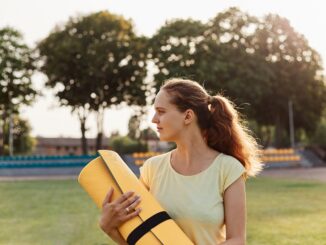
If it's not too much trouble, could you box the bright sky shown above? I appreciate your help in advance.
[1,0,325,138]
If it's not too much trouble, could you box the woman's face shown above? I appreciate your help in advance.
[151,90,185,141]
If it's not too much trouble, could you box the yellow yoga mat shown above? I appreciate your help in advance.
[78,150,193,245]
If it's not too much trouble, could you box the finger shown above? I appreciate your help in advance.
[121,195,141,209]
[126,196,142,211]
[121,208,142,222]
[102,187,114,208]
[114,191,134,204]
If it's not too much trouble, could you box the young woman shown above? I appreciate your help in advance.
[99,78,262,245]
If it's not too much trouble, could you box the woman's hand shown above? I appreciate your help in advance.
[99,187,142,244]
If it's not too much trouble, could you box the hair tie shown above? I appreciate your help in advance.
[207,95,216,105]
[207,95,212,105]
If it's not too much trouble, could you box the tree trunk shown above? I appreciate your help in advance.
[96,132,103,150]
[8,111,13,156]
[96,107,104,150]
[0,110,5,155]
[77,107,89,155]
[274,114,282,148]
[80,120,88,155]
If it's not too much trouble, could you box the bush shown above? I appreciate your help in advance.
[109,136,147,154]
[311,120,326,147]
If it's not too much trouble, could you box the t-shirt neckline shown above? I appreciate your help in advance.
[168,150,223,178]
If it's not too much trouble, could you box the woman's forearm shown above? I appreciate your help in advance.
[107,229,128,245]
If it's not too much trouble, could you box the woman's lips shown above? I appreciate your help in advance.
[157,127,163,131]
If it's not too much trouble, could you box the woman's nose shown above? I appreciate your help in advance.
[151,114,158,124]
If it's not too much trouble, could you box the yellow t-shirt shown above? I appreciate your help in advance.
[139,151,246,245]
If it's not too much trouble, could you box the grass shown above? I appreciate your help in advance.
[0,177,325,245]
[0,179,112,245]
[246,177,326,245]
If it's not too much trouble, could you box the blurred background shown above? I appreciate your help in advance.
[1,1,326,244]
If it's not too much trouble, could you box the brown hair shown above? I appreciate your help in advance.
[161,78,263,178]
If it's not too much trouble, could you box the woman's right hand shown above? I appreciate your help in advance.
[99,187,142,243]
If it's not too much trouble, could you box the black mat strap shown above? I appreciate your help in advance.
[127,211,171,245]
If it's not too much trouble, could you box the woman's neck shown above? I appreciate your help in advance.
[172,132,219,170]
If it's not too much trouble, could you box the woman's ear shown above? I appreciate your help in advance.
[184,109,195,125]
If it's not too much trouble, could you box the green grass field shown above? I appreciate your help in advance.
[0,177,325,245]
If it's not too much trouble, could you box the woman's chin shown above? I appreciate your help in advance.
[159,134,169,141]
[159,134,174,142]
[159,135,166,141]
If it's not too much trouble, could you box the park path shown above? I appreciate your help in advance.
[259,167,326,182]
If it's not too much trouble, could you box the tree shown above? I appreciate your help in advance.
[128,114,141,140]
[109,135,147,154]
[311,115,326,147]
[148,8,273,116]
[140,127,158,141]
[148,18,207,92]
[139,127,159,149]
[149,8,326,147]
[38,11,149,154]
[252,14,326,146]
[196,8,274,117]
[0,27,37,155]
[1,115,35,155]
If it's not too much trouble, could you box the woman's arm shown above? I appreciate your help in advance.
[221,176,246,245]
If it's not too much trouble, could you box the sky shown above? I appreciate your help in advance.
[1,0,325,138]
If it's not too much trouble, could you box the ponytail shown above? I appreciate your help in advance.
[207,94,262,178]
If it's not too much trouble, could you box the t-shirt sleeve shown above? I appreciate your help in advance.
[222,157,246,193]
[139,159,151,190]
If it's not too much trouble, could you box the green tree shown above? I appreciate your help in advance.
[311,108,326,147]
[149,7,326,147]
[148,8,273,120]
[196,8,274,119]
[2,115,35,155]
[148,18,207,92]
[128,114,141,140]
[139,127,159,151]
[139,127,158,141]
[0,27,37,155]
[109,135,147,154]
[252,14,326,146]
[38,11,149,154]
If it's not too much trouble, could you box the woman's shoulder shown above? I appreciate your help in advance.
[217,153,246,193]
[139,151,172,186]
[218,153,245,171]
[143,151,171,169]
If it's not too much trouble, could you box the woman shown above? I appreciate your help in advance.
[99,78,262,245]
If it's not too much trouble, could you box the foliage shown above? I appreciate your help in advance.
[0,27,37,155]
[149,7,326,147]
[109,135,147,154]
[38,11,149,153]
[1,115,35,155]
[0,27,37,113]
[310,109,326,147]
[127,114,141,140]
[252,13,326,145]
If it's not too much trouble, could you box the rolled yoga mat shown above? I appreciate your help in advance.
[78,150,193,245]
